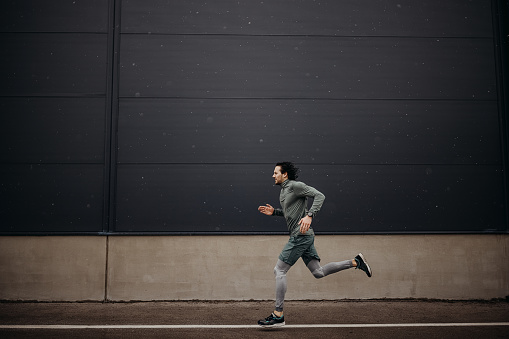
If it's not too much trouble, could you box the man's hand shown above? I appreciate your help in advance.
[258,204,274,216]
[298,215,312,234]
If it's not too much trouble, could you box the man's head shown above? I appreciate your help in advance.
[273,162,299,185]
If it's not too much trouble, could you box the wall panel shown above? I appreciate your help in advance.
[0,0,109,33]
[0,165,104,233]
[115,164,506,233]
[0,98,105,163]
[121,0,492,37]
[119,35,495,100]
[0,33,107,96]
[117,99,501,165]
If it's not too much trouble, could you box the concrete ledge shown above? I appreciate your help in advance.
[106,234,509,301]
[0,236,106,301]
[1,235,507,301]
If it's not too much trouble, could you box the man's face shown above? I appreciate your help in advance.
[273,166,288,185]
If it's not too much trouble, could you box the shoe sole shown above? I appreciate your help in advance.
[259,322,285,328]
[358,252,372,277]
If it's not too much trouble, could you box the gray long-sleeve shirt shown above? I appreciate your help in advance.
[273,179,325,237]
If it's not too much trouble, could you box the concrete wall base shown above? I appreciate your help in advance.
[1,235,507,301]
[0,236,106,301]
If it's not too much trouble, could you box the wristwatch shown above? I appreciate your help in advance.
[307,211,314,218]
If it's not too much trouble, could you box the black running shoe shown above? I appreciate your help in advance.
[355,253,372,277]
[258,313,285,327]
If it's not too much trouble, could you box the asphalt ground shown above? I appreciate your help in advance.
[0,300,508,338]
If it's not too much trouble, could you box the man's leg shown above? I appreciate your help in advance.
[273,236,313,314]
[302,240,353,278]
[274,259,291,312]
[258,259,291,327]
[259,236,310,327]
[306,253,372,278]
[306,258,353,278]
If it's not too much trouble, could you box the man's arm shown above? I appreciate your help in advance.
[294,182,325,216]
[295,182,325,234]
[258,204,283,216]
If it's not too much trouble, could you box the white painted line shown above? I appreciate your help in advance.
[0,323,508,329]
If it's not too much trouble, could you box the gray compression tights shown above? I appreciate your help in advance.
[274,258,353,312]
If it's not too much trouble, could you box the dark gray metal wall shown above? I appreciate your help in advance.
[1,0,508,234]
[0,0,109,233]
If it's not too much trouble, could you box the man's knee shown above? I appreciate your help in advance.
[311,267,325,279]
[307,259,325,279]
[274,266,286,278]
[274,261,291,278]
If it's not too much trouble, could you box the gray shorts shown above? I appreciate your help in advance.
[278,235,321,266]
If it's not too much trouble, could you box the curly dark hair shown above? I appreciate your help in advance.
[276,162,299,180]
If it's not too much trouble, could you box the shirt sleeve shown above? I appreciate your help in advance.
[272,208,284,217]
[294,181,326,216]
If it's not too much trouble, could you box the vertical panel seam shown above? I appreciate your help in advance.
[104,235,110,301]
[491,0,509,232]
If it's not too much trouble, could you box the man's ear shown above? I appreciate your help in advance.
[283,172,288,179]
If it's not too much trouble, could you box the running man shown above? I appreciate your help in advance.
[257,162,372,327]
